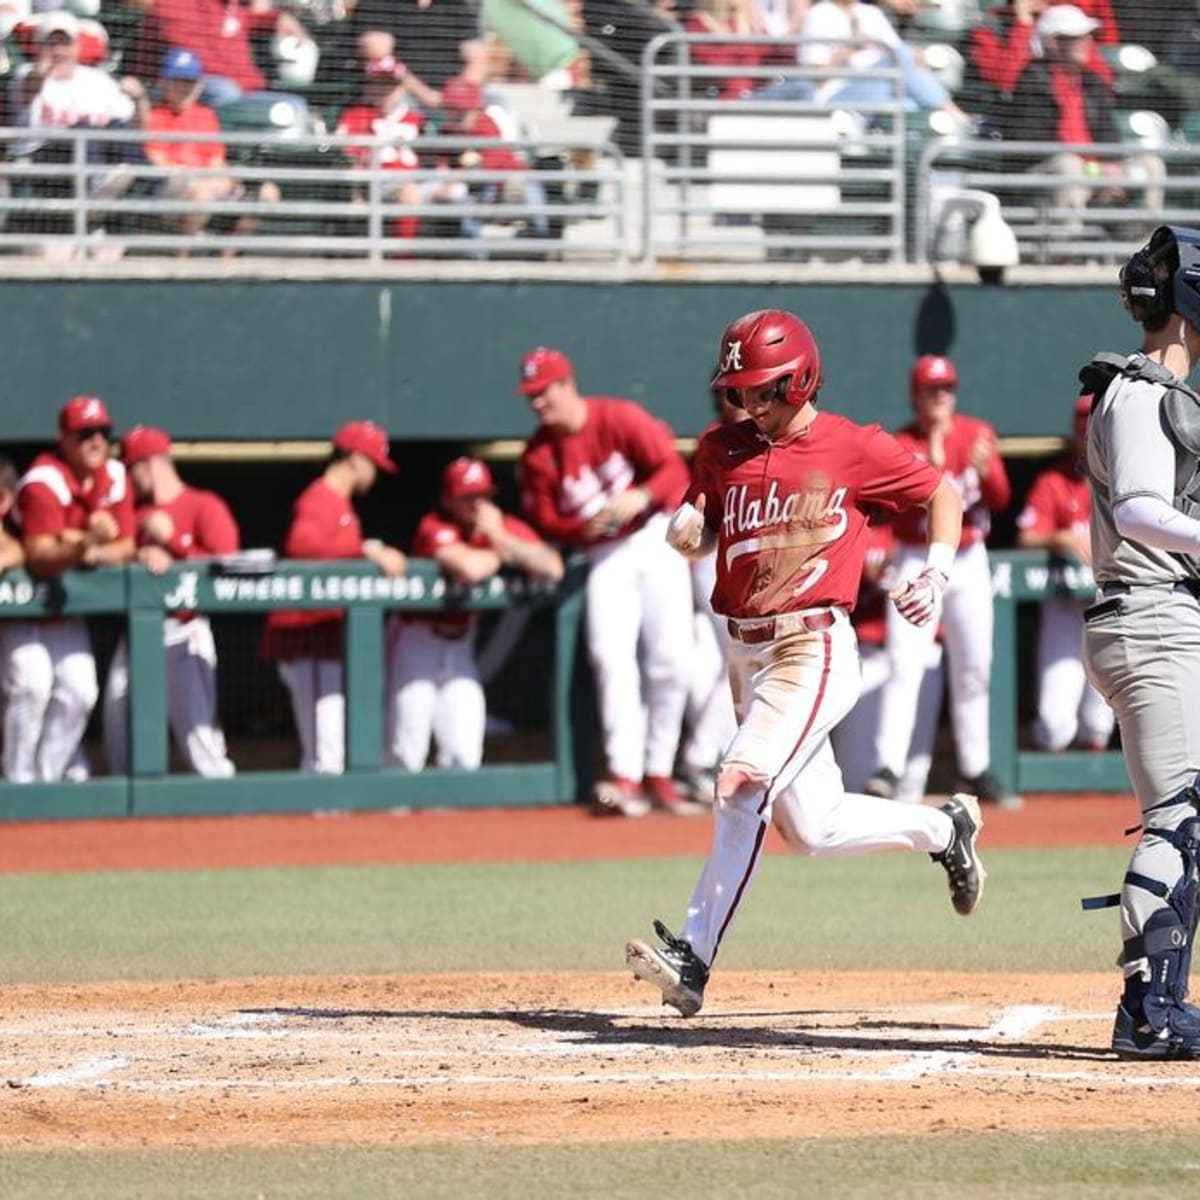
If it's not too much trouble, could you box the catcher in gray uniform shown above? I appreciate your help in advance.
[1079,224,1200,1060]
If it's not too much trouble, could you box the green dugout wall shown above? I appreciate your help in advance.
[0,280,1134,441]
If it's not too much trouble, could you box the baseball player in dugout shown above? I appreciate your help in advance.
[626,310,987,1017]
[102,426,239,778]
[1016,396,1115,754]
[1,396,135,783]
[386,456,563,772]
[260,421,407,774]
[1077,224,1200,1059]
[865,354,1018,809]
[517,345,705,817]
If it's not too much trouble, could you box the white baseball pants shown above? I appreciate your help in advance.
[1032,597,1114,752]
[586,512,694,781]
[831,640,944,800]
[277,657,344,774]
[0,617,98,783]
[682,610,954,966]
[386,619,485,771]
[875,540,994,783]
[103,617,235,778]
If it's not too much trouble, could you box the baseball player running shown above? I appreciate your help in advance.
[625,309,986,1017]
[387,456,563,771]
[102,426,239,777]
[1077,224,1200,1059]
[261,421,407,774]
[1016,396,1114,753]
[866,355,1018,809]
[1,396,136,782]
[517,347,703,817]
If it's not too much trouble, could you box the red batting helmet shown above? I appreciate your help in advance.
[910,355,958,395]
[710,310,822,409]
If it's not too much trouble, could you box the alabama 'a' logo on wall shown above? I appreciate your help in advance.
[720,340,743,373]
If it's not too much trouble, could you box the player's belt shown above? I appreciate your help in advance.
[1099,580,1200,599]
[726,608,839,645]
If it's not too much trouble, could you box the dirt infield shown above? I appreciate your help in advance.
[0,793,1136,874]
[3,969,1195,1150]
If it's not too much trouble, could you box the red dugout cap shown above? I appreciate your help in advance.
[442,456,496,500]
[910,355,958,394]
[517,347,573,396]
[121,425,172,464]
[334,420,398,473]
[59,394,113,433]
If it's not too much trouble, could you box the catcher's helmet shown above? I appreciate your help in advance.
[1120,225,1200,332]
[710,310,821,409]
[910,354,958,396]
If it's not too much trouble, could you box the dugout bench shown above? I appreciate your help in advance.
[0,549,1128,822]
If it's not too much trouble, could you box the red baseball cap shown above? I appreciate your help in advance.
[440,76,484,112]
[333,420,398,473]
[442,456,496,500]
[517,347,573,396]
[121,425,172,464]
[59,394,113,434]
[910,355,958,394]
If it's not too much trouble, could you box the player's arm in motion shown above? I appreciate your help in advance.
[666,492,717,559]
[478,508,565,583]
[889,475,963,626]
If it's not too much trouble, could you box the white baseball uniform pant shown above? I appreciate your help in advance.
[586,512,694,781]
[277,657,344,774]
[103,617,235,778]
[1033,597,1114,752]
[386,618,485,771]
[681,609,954,966]
[831,640,944,800]
[875,540,993,783]
[681,553,736,778]
[0,617,98,783]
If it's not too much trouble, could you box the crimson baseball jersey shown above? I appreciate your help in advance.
[890,414,1010,548]
[690,412,941,619]
[405,507,543,636]
[335,104,422,169]
[15,451,134,540]
[137,486,240,559]
[1016,457,1090,540]
[261,479,365,660]
[520,398,690,546]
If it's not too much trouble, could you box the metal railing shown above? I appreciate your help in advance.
[917,136,1200,266]
[640,35,908,263]
[0,126,627,262]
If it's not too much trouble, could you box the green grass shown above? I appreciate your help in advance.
[0,846,1126,983]
[1,1133,1192,1199]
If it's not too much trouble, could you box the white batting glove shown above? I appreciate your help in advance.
[666,495,711,558]
[889,567,948,627]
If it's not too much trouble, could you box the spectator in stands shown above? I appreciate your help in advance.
[130,0,315,108]
[759,0,970,121]
[103,425,240,778]
[969,0,1116,103]
[260,420,407,775]
[145,47,280,250]
[352,0,479,89]
[683,0,771,100]
[437,75,551,249]
[14,10,148,192]
[999,4,1164,231]
[0,456,25,575]
[354,31,443,109]
[1016,395,1115,752]
[386,457,563,773]
[335,55,427,244]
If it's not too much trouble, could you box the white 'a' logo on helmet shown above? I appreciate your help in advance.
[721,340,743,373]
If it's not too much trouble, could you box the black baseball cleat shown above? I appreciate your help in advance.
[930,793,987,916]
[1112,1001,1200,1060]
[625,920,710,1017]
[960,769,1023,811]
[863,767,898,800]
